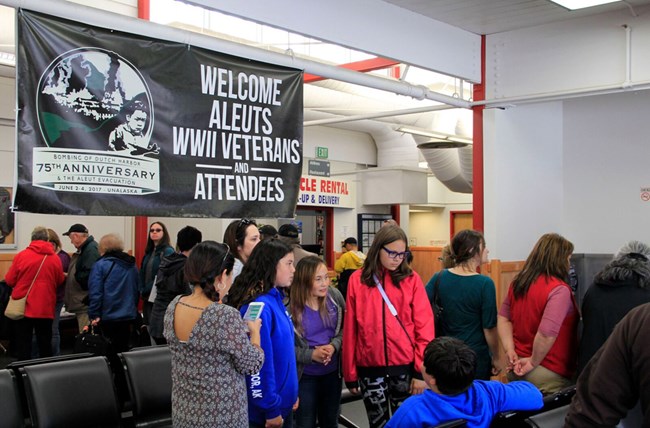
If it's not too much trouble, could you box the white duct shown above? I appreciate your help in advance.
[305,83,473,193]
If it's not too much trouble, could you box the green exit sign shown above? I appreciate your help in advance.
[316,146,328,159]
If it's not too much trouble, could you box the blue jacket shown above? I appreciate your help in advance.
[88,251,139,322]
[386,380,543,428]
[240,287,298,424]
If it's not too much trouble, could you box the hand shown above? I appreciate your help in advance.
[505,350,519,372]
[91,317,100,327]
[348,387,360,395]
[410,378,427,395]
[246,318,262,335]
[491,356,503,376]
[265,416,283,428]
[514,357,536,377]
[312,347,332,365]
[293,398,300,411]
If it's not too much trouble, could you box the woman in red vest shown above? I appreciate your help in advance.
[497,233,578,395]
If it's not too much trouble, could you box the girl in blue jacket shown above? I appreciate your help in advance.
[229,238,298,428]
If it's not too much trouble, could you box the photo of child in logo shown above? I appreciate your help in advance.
[37,48,156,157]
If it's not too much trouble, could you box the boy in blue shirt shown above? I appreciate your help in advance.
[386,337,543,428]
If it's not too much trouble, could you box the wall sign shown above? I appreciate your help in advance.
[298,175,354,208]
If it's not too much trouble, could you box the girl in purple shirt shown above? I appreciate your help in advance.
[289,256,346,428]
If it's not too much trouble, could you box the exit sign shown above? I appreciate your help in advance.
[316,146,328,159]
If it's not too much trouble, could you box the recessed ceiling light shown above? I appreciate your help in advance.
[549,0,620,10]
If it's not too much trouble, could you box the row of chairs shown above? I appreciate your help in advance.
[0,346,172,428]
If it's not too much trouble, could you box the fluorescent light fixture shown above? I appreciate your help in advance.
[548,0,620,10]
[396,126,448,140]
[417,139,470,149]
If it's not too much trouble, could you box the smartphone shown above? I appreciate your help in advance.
[243,302,265,321]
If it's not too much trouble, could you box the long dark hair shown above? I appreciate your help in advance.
[290,256,332,335]
[145,221,171,254]
[184,241,234,302]
[227,238,293,308]
[511,233,574,299]
[223,218,257,262]
[360,224,412,288]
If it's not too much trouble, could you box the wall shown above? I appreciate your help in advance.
[563,91,650,252]
[484,102,564,261]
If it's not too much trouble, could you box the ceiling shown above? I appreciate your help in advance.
[383,0,650,35]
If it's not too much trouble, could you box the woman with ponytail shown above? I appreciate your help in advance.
[425,229,501,380]
[163,241,264,428]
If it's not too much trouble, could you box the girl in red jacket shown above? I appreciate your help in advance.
[343,225,434,428]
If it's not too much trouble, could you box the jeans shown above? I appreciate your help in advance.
[51,300,65,356]
[249,416,293,428]
[295,371,341,428]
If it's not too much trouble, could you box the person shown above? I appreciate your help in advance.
[163,241,264,428]
[259,224,278,241]
[565,302,650,427]
[228,238,298,428]
[108,101,157,155]
[343,224,435,428]
[63,223,100,332]
[88,233,139,353]
[385,337,543,428]
[277,223,318,267]
[334,237,366,299]
[289,256,345,428]
[139,221,174,327]
[5,226,64,360]
[439,244,455,269]
[47,228,70,356]
[577,240,650,374]
[149,226,202,345]
[223,218,261,281]
[497,233,578,395]
[424,230,500,380]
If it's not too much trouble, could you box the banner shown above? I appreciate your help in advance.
[15,11,303,218]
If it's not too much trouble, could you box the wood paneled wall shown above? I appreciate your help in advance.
[0,253,14,281]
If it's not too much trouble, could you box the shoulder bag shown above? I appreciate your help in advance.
[431,270,445,334]
[4,255,47,320]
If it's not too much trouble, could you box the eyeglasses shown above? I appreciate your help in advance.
[382,246,410,260]
[150,228,162,233]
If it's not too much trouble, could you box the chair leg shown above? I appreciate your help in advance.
[338,414,360,428]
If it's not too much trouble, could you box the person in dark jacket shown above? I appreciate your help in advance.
[139,221,174,327]
[577,240,650,374]
[566,303,650,427]
[88,233,139,353]
[6,226,65,360]
[63,223,100,332]
[149,226,202,344]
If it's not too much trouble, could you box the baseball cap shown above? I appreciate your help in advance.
[259,224,278,238]
[62,223,88,236]
[278,224,299,239]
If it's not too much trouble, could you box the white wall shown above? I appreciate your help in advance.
[484,102,564,261]
[563,91,650,253]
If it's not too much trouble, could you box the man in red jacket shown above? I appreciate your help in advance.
[5,226,64,360]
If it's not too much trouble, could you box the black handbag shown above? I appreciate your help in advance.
[431,270,445,334]
[73,325,113,356]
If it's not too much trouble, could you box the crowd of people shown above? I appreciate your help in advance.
[2,220,650,427]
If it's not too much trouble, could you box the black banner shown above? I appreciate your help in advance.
[16,11,303,217]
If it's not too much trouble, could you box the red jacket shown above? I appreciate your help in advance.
[343,269,434,386]
[5,240,64,319]
[508,275,579,379]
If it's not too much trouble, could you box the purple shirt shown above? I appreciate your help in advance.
[302,299,338,376]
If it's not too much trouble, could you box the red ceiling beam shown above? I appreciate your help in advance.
[304,57,400,83]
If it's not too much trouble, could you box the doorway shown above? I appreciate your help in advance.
[292,207,334,266]
[450,210,473,238]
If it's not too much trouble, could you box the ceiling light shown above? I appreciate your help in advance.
[548,0,620,10]
[448,136,473,144]
[417,139,470,149]
[396,126,448,139]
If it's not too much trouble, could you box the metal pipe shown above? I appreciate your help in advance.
[0,0,470,108]
[623,24,632,88]
[304,104,454,126]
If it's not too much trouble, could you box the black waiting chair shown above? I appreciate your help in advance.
[119,346,172,427]
[525,404,570,427]
[0,369,24,428]
[20,356,121,428]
